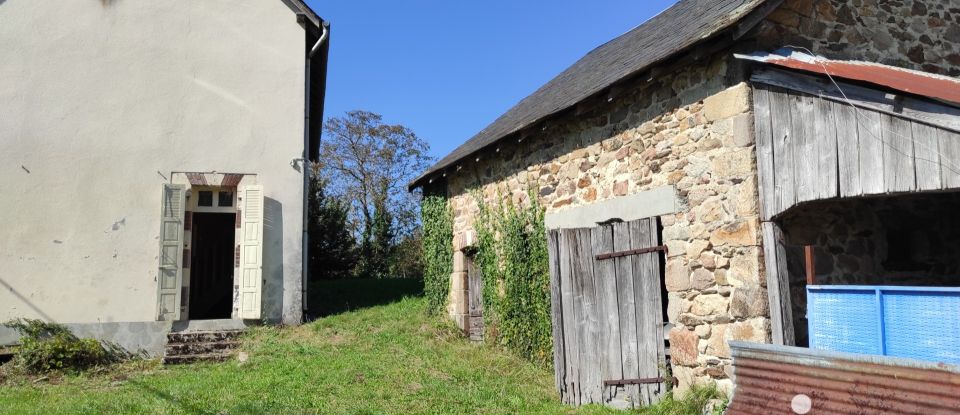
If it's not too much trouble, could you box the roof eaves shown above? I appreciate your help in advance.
[410,0,779,191]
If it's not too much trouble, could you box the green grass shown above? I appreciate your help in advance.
[0,282,722,414]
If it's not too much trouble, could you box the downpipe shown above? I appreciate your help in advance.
[302,22,329,321]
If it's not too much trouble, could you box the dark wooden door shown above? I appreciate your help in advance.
[467,256,484,342]
[547,217,667,408]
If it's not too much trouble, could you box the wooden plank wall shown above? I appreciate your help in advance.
[753,72,960,346]
[753,82,960,221]
[547,218,666,408]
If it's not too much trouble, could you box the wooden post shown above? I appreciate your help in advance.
[804,245,815,285]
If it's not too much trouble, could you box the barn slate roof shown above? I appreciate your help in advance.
[411,0,777,189]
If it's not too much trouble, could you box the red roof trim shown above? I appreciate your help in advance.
[737,49,960,105]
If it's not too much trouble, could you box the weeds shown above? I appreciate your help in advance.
[2,319,131,374]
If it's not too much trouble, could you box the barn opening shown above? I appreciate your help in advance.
[775,191,960,348]
[188,212,236,320]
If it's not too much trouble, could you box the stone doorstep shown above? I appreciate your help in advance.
[165,330,244,344]
[164,340,242,357]
[161,353,233,365]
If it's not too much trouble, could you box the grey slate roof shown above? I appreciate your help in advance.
[412,0,772,188]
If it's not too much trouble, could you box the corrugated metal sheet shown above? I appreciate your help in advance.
[728,341,960,414]
[737,49,960,105]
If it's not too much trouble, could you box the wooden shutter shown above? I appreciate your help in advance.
[157,184,186,321]
[237,185,265,320]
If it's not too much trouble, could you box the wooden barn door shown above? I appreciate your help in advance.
[547,217,667,408]
[466,256,484,342]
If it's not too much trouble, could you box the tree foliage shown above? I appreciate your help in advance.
[308,165,358,280]
[320,110,431,279]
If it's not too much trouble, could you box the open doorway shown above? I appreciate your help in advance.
[776,191,960,347]
[189,212,236,320]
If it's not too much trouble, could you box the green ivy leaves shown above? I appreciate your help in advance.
[421,194,454,315]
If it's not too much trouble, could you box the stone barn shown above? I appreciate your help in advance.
[0,0,329,358]
[410,0,960,406]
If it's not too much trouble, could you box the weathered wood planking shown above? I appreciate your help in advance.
[835,99,862,197]
[754,78,960,221]
[753,85,778,220]
[547,230,566,401]
[912,122,942,191]
[591,225,624,404]
[815,96,839,200]
[761,222,795,346]
[882,114,917,193]
[613,222,641,405]
[548,218,666,408]
[792,92,820,204]
[940,127,960,189]
[769,88,796,217]
[575,227,602,403]
[559,229,581,405]
[858,110,886,195]
[631,219,665,405]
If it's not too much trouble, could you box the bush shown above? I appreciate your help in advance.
[3,319,124,374]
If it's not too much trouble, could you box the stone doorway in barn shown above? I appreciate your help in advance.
[185,188,238,320]
[773,191,960,349]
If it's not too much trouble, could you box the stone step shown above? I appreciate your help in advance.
[162,352,233,365]
[164,341,241,357]
[166,330,243,344]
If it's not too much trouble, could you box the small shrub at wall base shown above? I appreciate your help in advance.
[474,191,553,367]
[2,319,126,374]
[421,193,454,314]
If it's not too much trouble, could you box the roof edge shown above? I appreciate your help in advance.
[281,0,323,28]
[409,0,780,191]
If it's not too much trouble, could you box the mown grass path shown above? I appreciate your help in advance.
[0,289,619,414]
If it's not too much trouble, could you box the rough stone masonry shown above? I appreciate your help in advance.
[440,0,951,397]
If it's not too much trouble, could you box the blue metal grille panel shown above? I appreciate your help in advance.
[807,288,881,355]
[808,286,960,365]
[883,291,960,364]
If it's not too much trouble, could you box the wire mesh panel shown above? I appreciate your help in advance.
[883,290,960,364]
[808,286,960,365]
[807,287,882,356]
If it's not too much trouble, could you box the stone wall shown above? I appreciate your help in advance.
[756,0,959,76]
[445,53,769,395]
[779,192,960,346]
[438,0,952,398]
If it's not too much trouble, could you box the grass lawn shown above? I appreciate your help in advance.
[0,280,621,415]
[0,280,722,414]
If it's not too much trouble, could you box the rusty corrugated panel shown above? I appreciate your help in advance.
[728,341,960,415]
[737,49,960,105]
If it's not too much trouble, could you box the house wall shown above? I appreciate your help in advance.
[445,53,769,394]
[0,0,307,326]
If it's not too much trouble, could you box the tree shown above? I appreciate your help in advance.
[307,165,357,280]
[320,110,432,278]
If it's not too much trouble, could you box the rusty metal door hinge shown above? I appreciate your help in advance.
[595,245,667,261]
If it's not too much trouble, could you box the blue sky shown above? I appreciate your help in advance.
[306,0,678,161]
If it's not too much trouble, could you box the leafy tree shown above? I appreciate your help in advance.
[308,165,357,280]
[320,110,432,278]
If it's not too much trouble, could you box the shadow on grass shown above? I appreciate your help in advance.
[307,278,424,319]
